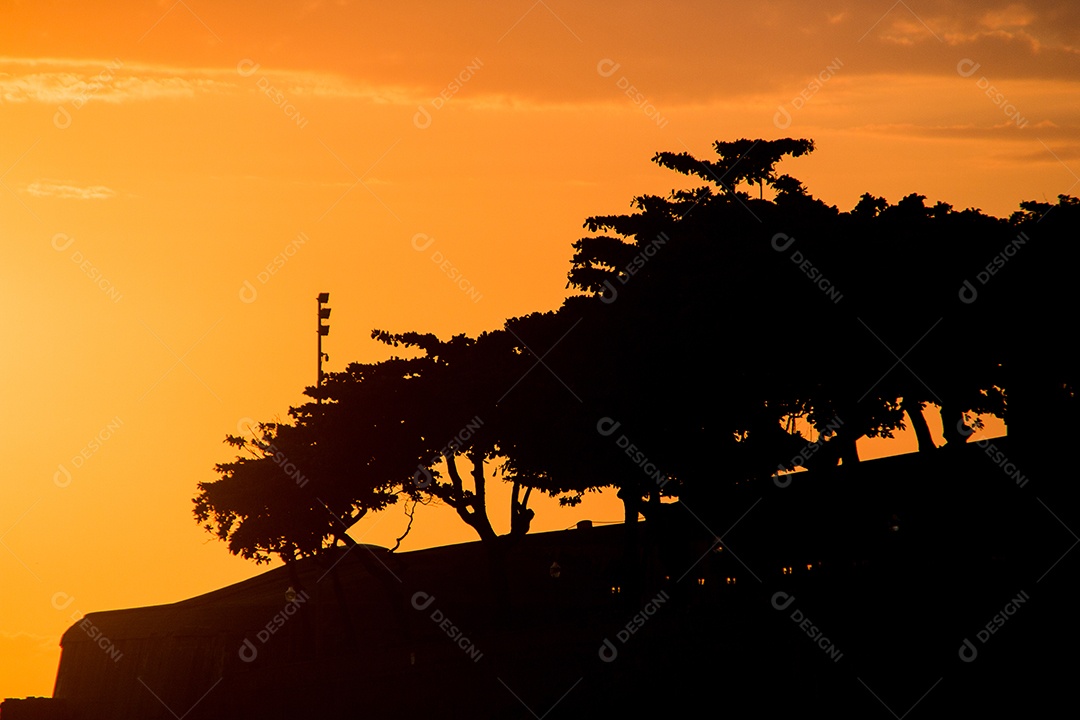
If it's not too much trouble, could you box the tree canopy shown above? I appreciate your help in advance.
[195,136,1079,564]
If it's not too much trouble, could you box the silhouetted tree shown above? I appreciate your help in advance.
[199,135,1077,582]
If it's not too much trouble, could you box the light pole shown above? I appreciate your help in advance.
[317,292,330,401]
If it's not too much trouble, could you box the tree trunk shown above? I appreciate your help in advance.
[902,397,936,452]
[445,453,497,542]
[939,403,968,447]
[509,482,534,539]
[804,428,861,469]
[839,435,860,466]
[468,453,497,541]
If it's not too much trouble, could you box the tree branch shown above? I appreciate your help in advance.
[388,499,417,553]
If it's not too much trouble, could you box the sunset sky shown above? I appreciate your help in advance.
[0,0,1075,698]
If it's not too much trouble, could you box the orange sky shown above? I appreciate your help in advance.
[0,0,1073,698]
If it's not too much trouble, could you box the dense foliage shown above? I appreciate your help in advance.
[195,138,1079,563]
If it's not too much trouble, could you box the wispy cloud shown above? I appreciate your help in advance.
[27,181,116,200]
[0,73,233,104]
[0,56,416,107]
[0,57,235,105]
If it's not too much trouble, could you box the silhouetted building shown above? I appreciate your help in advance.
[5,442,1073,718]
